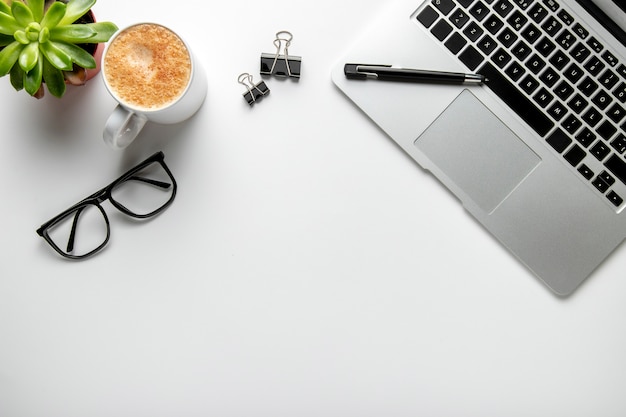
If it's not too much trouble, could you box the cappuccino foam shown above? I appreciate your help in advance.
[104,24,192,110]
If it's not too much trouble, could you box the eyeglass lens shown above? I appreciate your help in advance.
[111,161,175,217]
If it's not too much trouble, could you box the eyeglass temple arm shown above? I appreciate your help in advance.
[66,206,85,253]
[127,175,172,189]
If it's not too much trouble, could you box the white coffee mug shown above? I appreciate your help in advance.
[102,23,207,150]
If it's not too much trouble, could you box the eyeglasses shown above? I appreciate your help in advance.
[37,151,177,259]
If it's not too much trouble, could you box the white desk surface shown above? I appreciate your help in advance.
[1,1,625,416]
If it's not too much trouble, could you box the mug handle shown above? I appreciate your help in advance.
[103,105,148,150]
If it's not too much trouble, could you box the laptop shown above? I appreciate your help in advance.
[331,0,626,295]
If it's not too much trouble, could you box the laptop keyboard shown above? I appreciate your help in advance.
[416,0,626,211]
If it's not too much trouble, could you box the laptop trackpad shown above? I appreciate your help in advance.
[414,90,541,212]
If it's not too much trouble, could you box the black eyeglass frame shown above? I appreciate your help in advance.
[36,151,177,260]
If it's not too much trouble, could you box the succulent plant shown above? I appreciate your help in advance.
[0,0,117,98]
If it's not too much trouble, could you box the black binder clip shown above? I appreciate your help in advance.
[260,31,301,79]
[238,73,270,105]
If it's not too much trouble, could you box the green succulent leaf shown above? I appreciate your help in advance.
[0,41,24,76]
[0,33,14,46]
[28,0,46,22]
[0,10,20,36]
[9,62,24,91]
[59,0,96,26]
[24,57,43,96]
[14,30,29,44]
[41,1,66,29]
[49,24,96,43]
[11,1,34,27]
[0,1,11,15]
[39,41,73,71]
[53,41,96,68]
[42,57,65,97]
[19,41,39,72]
[78,22,118,43]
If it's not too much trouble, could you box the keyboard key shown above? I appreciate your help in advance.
[557,9,574,25]
[617,64,626,78]
[497,27,518,47]
[480,62,555,136]
[562,114,582,134]
[492,48,512,68]
[533,87,554,107]
[599,69,619,89]
[546,128,572,152]
[445,32,468,54]
[592,176,610,193]
[505,61,526,80]
[449,8,470,28]
[591,90,612,110]
[507,10,528,30]
[570,43,591,63]
[542,0,560,12]
[602,50,618,67]
[586,36,604,53]
[581,107,601,127]
[605,154,626,185]
[522,24,542,44]
[548,101,567,121]
[549,50,570,70]
[554,80,574,100]
[563,63,584,83]
[494,0,515,17]
[596,120,617,141]
[542,16,562,36]
[591,141,611,160]
[572,23,589,39]
[417,6,439,28]
[459,45,485,70]
[564,144,586,166]
[484,14,505,34]
[536,37,556,57]
[477,34,498,54]
[431,19,454,41]
[607,191,623,207]
[556,30,575,49]
[575,127,596,147]
[540,67,559,87]
[520,74,540,94]
[583,57,604,76]
[528,3,549,23]
[610,134,626,154]
[607,103,626,123]
[578,163,594,180]
[526,54,546,74]
[464,22,484,41]
[512,41,532,60]
[513,0,532,10]
[433,0,456,15]
[470,1,490,21]
[577,76,598,97]
[612,82,626,103]
[567,93,588,114]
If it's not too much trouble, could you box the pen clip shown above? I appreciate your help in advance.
[344,63,390,79]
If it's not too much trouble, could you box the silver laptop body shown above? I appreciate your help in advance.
[332,0,626,295]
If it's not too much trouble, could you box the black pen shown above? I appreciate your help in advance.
[344,63,485,84]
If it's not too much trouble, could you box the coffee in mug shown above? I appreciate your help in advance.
[102,23,207,149]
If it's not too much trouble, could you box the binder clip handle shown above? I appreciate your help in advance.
[273,31,293,51]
